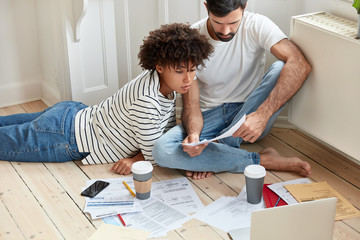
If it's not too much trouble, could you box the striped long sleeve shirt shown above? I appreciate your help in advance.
[74,70,176,165]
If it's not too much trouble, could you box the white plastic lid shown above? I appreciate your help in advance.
[131,161,153,174]
[244,165,266,178]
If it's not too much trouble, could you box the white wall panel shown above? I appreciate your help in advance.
[128,0,159,79]
[114,0,206,90]
[168,0,204,25]
[66,0,119,105]
[79,0,108,89]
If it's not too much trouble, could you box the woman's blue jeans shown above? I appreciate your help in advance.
[153,61,285,173]
[0,101,88,162]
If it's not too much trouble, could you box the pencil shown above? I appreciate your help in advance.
[118,214,126,226]
[122,181,136,197]
[274,196,281,207]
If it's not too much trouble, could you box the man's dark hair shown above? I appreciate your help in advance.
[138,23,213,70]
[206,0,247,17]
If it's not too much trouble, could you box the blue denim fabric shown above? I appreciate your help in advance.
[153,61,284,173]
[0,101,88,162]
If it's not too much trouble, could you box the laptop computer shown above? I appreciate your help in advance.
[228,197,337,240]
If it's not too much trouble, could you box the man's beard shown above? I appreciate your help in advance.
[214,32,236,42]
[209,19,238,42]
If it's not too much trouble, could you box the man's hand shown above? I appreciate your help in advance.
[182,133,208,157]
[233,111,268,143]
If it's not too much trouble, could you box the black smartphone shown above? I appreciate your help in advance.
[81,180,110,198]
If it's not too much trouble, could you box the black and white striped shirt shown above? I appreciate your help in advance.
[75,70,176,165]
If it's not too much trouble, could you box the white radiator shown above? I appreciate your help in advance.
[289,12,360,162]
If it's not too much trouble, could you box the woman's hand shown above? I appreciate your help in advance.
[182,133,208,157]
[111,152,145,175]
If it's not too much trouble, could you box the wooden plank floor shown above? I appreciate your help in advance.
[0,100,359,240]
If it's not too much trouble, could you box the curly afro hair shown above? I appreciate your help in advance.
[138,23,213,70]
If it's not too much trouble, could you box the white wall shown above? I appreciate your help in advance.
[34,0,61,105]
[0,0,358,108]
[248,0,358,68]
[247,0,358,124]
[0,0,43,107]
[0,0,62,108]
[115,0,206,89]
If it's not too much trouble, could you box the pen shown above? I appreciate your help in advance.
[123,181,136,197]
[274,196,281,207]
[118,214,126,226]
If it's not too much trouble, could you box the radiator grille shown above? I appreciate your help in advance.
[295,12,358,39]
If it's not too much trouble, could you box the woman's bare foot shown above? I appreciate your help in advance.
[259,147,311,177]
[186,171,214,180]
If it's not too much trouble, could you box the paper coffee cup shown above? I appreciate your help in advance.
[131,161,153,200]
[244,164,266,204]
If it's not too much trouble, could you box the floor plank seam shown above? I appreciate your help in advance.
[343,221,360,235]
[74,161,93,180]
[186,178,215,202]
[293,129,360,167]
[214,175,240,195]
[42,163,97,229]
[9,162,67,240]
[267,133,360,190]
[0,197,27,240]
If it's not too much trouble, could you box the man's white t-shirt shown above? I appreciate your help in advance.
[192,11,287,111]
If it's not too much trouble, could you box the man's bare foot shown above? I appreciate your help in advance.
[259,147,311,177]
[186,171,214,180]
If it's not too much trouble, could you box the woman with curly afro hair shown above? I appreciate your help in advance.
[0,23,213,175]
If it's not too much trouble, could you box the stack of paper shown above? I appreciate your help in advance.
[82,177,203,238]
[104,197,192,238]
[151,177,204,214]
[192,187,265,232]
[267,178,312,204]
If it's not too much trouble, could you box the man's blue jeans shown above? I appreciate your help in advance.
[153,61,285,173]
[0,101,88,162]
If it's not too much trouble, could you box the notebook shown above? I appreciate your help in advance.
[228,197,337,240]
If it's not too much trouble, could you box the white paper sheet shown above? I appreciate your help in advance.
[267,178,312,205]
[104,198,191,238]
[192,187,264,232]
[182,114,246,146]
[151,177,204,214]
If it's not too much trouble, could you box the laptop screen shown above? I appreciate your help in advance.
[229,197,337,240]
